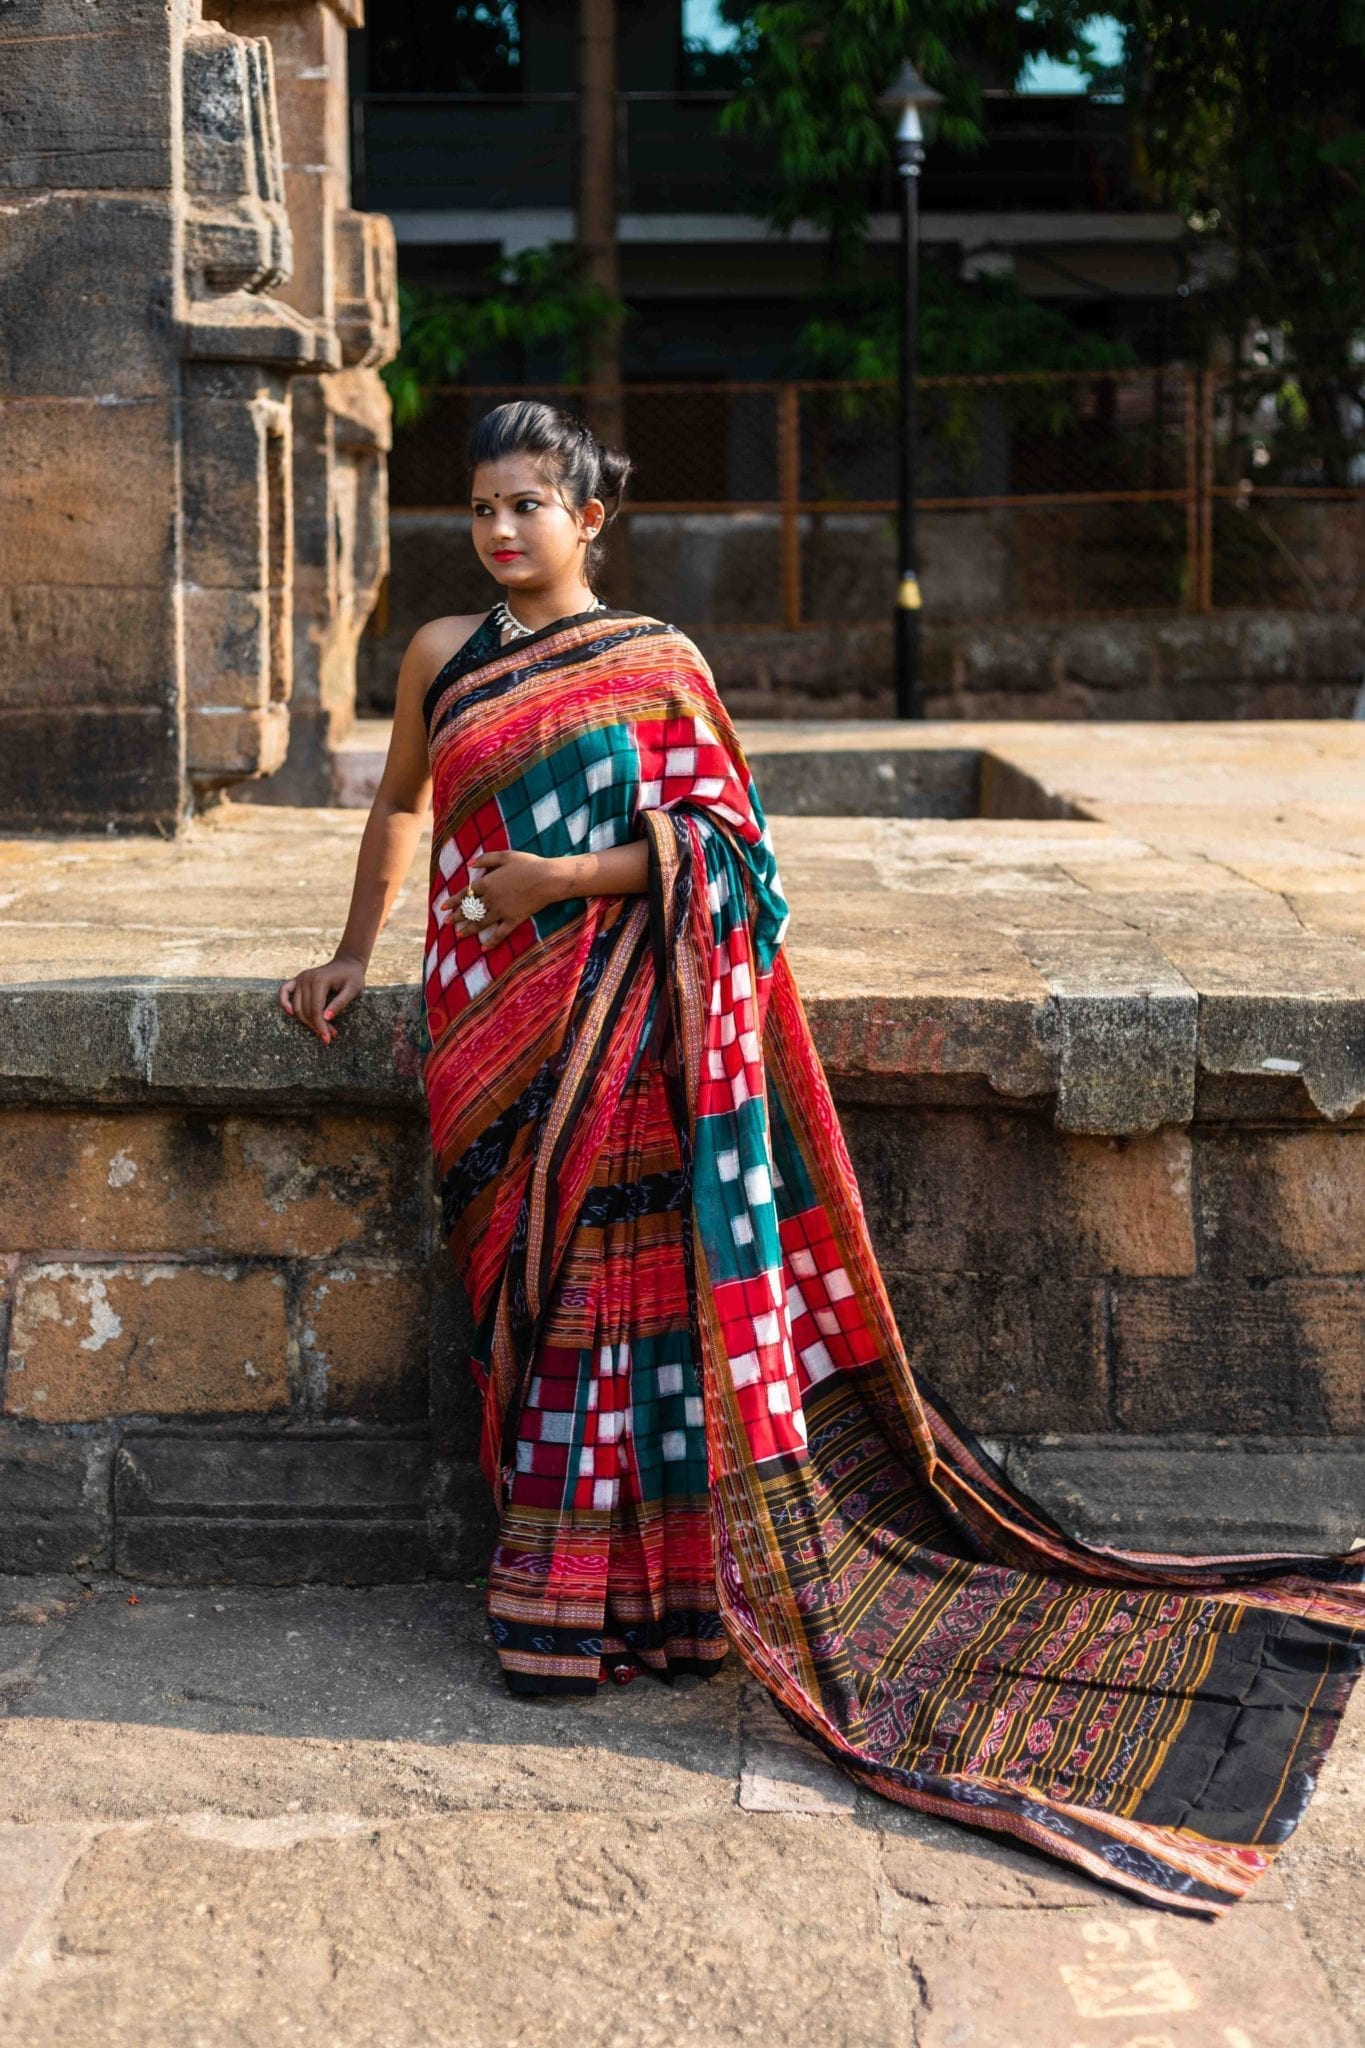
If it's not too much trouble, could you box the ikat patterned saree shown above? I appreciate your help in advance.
[420,605,1364,1916]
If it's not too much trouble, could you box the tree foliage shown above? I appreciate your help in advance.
[715,0,1106,257]
[1117,0,1365,375]
[382,250,624,427]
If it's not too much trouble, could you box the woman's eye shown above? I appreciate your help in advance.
[516,499,539,514]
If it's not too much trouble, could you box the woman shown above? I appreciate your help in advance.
[281,399,1363,1916]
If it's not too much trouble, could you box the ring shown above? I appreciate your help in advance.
[460,890,489,923]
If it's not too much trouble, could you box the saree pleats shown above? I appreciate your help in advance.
[421,606,1364,1912]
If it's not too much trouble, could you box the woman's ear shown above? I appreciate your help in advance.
[580,494,606,540]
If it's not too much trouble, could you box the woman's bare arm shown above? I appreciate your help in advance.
[279,614,483,1043]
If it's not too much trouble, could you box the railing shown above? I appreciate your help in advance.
[387,372,1365,626]
[350,90,1134,218]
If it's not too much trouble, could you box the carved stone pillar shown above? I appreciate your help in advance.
[205,0,398,805]
[0,0,394,831]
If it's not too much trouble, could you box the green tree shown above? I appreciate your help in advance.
[382,250,624,428]
[715,1,1132,373]
[716,1,1105,262]
[1111,0,1365,478]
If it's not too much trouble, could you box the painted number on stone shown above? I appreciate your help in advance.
[1060,1919,1199,2021]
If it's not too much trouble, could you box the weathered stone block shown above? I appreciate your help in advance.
[5,1262,289,1422]
[842,1111,1195,1277]
[1004,1435,1365,1555]
[0,1110,427,1259]
[1113,1278,1365,1433]
[1196,1127,1365,1276]
[0,1421,113,1572]
[299,1263,429,1421]
[428,1264,481,1460]
[883,1270,1108,1433]
[0,400,177,588]
[180,401,281,589]
[0,20,175,190]
[113,1429,433,1583]
[186,703,290,781]
[0,586,178,711]
[0,706,183,834]
[0,197,176,401]
[183,588,271,709]
[1056,620,1155,689]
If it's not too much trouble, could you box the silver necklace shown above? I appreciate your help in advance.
[491,595,604,642]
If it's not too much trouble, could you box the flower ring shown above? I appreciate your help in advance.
[459,889,489,923]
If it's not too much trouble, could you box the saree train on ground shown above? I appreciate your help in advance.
[417,605,1364,1916]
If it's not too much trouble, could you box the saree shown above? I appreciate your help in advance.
[419,604,1364,1916]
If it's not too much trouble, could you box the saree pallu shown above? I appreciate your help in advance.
[420,605,1364,1916]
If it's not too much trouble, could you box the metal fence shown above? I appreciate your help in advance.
[388,371,1365,626]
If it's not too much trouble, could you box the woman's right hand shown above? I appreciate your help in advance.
[278,953,366,1047]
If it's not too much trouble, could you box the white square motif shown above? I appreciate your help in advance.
[462,957,492,1000]
[661,1430,687,1461]
[657,1362,684,1396]
[744,1165,772,1207]
[531,791,562,832]
[585,756,615,792]
[730,1350,761,1387]
[731,1214,754,1246]
[800,1340,836,1383]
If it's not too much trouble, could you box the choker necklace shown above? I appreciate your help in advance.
[491,595,605,643]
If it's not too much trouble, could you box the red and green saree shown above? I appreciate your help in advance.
[419,605,1364,1916]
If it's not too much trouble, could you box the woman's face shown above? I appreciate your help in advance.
[469,456,603,590]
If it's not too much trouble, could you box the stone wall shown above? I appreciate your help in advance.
[0,0,395,832]
[0,1104,491,1581]
[2,1093,1359,1581]
[359,511,1363,722]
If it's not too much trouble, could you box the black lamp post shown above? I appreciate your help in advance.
[878,61,942,718]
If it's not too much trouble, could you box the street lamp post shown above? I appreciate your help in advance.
[878,62,942,719]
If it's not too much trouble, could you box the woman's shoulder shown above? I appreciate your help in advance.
[407,611,493,679]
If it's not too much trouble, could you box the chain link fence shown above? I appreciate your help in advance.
[387,372,1365,625]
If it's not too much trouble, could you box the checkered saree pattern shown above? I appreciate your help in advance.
[422,608,1364,1915]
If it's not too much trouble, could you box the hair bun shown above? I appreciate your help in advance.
[595,440,633,512]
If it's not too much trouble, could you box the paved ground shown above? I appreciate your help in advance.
[0,1574,1359,2048]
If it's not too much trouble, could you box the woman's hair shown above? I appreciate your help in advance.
[466,399,633,587]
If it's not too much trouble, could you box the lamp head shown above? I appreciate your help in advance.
[877,60,943,147]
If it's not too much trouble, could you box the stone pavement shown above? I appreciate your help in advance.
[0,1574,1359,2048]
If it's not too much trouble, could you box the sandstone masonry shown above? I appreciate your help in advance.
[0,0,396,831]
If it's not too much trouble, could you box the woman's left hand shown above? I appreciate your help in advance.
[439,848,564,948]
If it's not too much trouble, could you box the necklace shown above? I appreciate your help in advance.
[491,595,605,643]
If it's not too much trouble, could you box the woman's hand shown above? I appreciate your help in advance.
[278,953,366,1047]
[440,849,566,949]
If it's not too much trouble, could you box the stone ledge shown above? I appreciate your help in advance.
[3,722,1364,1133]
[1002,1435,1365,1556]
[3,1416,1356,1584]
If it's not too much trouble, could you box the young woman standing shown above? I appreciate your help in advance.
[281,400,1363,1916]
